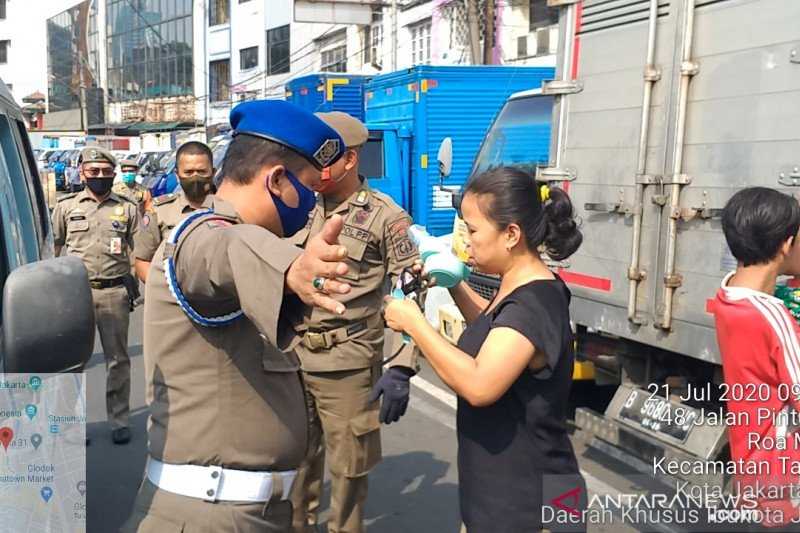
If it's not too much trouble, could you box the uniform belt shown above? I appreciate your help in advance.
[145,457,297,503]
[89,277,126,290]
[302,319,369,351]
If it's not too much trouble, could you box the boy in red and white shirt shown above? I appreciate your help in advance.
[711,187,800,527]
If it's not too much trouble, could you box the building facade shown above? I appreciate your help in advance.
[42,0,558,131]
[203,0,558,125]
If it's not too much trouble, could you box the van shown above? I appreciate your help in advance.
[0,82,94,371]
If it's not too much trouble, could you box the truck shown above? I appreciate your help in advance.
[362,65,554,236]
[285,73,370,121]
[440,0,800,499]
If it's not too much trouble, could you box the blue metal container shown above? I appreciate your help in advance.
[364,65,554,236]
[285,73,370,121]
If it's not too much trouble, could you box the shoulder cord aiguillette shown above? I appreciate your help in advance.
[163,208,244,327]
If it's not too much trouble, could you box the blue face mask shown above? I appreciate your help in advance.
[122,172,136,186]
[270,170,317,237]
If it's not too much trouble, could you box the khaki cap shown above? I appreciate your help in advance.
[80,146,117,166]
[120,158,139,168]
[315,111,368,148]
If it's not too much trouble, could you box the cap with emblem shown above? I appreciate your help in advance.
[120,158,139,168]
[229,100,345,170]
[79,146,117,167]
[314,111,369,149]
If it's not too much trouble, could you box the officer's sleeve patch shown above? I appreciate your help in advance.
[388,218,416,261]
[141,214,150,228]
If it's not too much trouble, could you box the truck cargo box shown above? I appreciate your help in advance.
[364,65,554,236]
[285,73,370,121]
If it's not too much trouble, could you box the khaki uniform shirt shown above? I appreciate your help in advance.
[51,190,139,280]
[143,198,308,470]
[112,181,148,206]
[134,191,214,262]
[291,181,420,373]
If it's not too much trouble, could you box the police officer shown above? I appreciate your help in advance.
[121,100,354,533]
[289,112,419,533]
[51,147,139,445]
[113,158,149,209]
[133,141,215,282]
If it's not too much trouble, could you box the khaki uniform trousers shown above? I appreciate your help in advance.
[121,478,292,532]
[291,366,382,533]
[92,286,131,430]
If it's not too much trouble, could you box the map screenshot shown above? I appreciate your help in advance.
[0,374,86,533]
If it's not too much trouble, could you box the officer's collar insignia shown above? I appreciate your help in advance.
[114,206,124,215]
[314,138,341,168]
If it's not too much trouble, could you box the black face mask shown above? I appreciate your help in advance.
[85,178,113,196]
[179,178,213,204]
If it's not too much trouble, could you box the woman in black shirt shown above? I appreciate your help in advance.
[384,166,587,532]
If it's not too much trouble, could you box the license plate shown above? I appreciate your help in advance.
[617,388,699,443]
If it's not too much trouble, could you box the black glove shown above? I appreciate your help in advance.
[368,366,414,424]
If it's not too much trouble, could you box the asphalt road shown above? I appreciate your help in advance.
[84,305,638,533]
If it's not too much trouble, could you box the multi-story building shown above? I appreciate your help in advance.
[43,1,558,131]
[45,0,104,131]
[0,0,70,110]
[203,0,558,125]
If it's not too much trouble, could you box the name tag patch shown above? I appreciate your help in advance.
[109,237,123,255]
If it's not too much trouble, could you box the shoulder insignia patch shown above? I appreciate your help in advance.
[388,218,416,261]
[141,213,151,228]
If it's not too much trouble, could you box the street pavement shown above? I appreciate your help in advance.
[85,305,637,532]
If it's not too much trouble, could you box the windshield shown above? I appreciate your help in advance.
[471,94,555,176]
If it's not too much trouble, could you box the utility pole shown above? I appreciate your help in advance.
[391,0,398,70]
[483,0,494,65]
[466,0,482,65]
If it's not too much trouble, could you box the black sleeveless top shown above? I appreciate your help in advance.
[456,278,587,532]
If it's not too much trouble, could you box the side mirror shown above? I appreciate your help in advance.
[437,137,453,179]
[3,256,95,373]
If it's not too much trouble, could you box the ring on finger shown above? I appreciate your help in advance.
[312,276,326,291]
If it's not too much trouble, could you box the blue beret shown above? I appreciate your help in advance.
[230,100,345,169]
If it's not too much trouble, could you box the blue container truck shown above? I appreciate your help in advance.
[361,65,554,236]
[285,73,370,121]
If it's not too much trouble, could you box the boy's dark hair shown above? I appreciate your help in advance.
[465,166,582,261]
[220,134,310,185]
[176,141,213,170]
[721,187,800,267]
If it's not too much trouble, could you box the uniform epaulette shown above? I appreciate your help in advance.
[56,192,78,202]
[153,193,177,206]
[110,192,137,205]
[371,189,404,211]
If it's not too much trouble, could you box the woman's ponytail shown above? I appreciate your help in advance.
[542,187,582,261]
